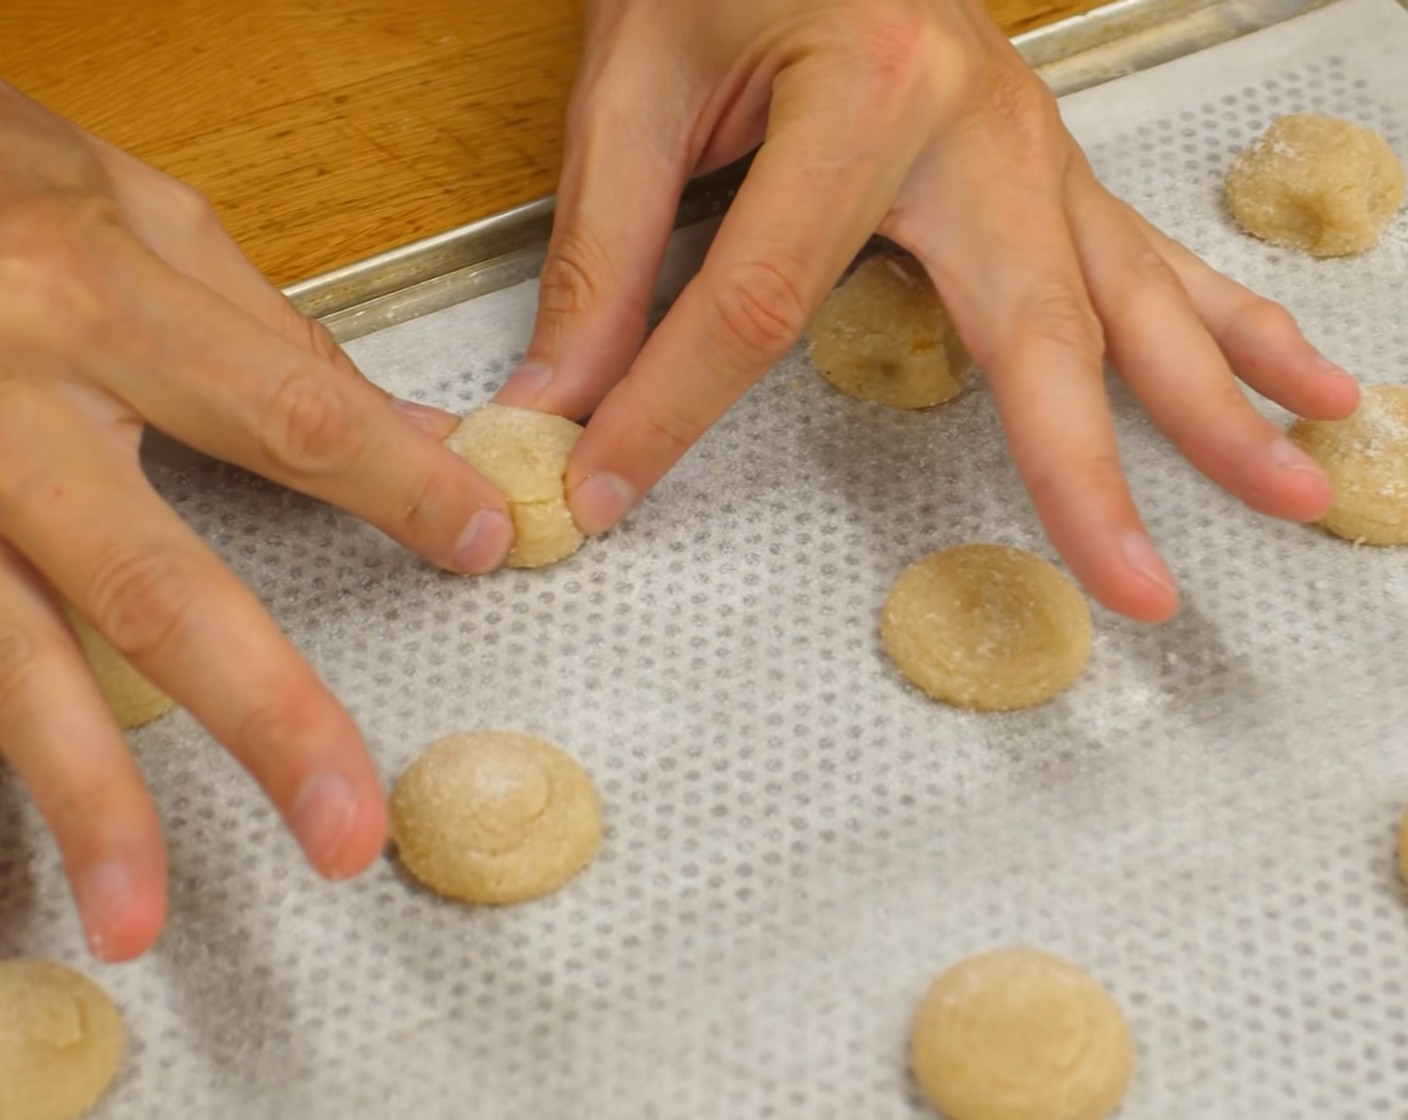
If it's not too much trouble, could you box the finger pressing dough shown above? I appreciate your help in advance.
[807,251,971,409]
[910,948,1135,1120]
[1288,384,1408,545]
[391,730,603,905]
[66,610,174,730]
[0,958,125,1120]
[1225,114,1405,257]
[445,404,585,568]
[881,545,1092,711]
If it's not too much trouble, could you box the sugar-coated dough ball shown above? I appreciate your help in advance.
[807,251,970,409]
[445,404,585,568]
[1288,384,1408,545]
[0,958,125,1120]
[391,730,603,905]
[910,948,1135,1120]
[881,545,1092,711]
[1225,114,1405,257]
[66,610,174,730]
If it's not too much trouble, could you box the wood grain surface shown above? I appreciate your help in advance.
[1,0,1103,286]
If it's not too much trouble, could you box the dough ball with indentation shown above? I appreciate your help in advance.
[66,610,174,730]
[1225,114,1405,257]
[807,251,970,409]
[1288,384,1408,545]
[0,958,125,1120]
[881,545,1092,711]
[391,730,602,904]
[910,948,1135,1120]
[445,404,585,568]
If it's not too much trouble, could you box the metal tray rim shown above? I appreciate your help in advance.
[285,0,1343,342]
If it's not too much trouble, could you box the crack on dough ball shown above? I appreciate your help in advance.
[910,948,1135,1120]
[881,545,1093,711]
[445,404,586,568]
[807,251,971,409]
[65,609,174,730]
[391,730,603,905]
[1225,114,1406,257]
[0,958,125,1120]
[1288,384,1408,545]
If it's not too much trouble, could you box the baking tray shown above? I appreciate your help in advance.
[284,0,1341,342]
[7,0,1408,1117]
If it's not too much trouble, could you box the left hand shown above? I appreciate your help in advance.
[498,0,1357,622]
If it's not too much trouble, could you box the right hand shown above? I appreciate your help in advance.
[0,83,514,961]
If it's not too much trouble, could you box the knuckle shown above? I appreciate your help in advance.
[0,618,43,718]
[1235,297,1299,343]
[258,370,363,475]
[1106,248,1186,321]
[636,403,698,464]
[709,259,811,370]
[83,544,198,664]
[1015,281,1105,362]
[234,683,330,764]
[1023,449,1126,512]
[163,179,221,236]
[842,7,939,89]
[537,229,614,319]
[980,59,1059,132]
[396,463,461,548]
[0,195,124,338]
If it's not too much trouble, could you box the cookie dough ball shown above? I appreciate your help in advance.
[807,251,970,409]
[881,545,1092,711]
[1225,114,1405,257]
[391,730,603,905]
[1288,384,1408,545]
[445,404,585,568]
[910,948,1134,1120]
[0,958,125,1120]
[66,610,174,730]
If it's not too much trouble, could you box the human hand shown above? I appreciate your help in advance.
[0,84,515,960]
[499,0,1360,622]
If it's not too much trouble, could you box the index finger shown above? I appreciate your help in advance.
[564,62,923,533]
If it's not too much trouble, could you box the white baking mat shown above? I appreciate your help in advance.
[5,0,1408,1115]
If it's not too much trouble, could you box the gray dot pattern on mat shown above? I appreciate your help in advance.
[3,29,1408,1120]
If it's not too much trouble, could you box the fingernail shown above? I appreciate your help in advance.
[393,397,458,437]
[571,472,637,535]
[1269,435,1324,476]
[291,772,360,877]
[75,861,134,959]
[499,361,554,404]
[452,509,514,574]
[1120,532,1177,598]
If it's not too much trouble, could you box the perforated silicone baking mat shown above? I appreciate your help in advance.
[5,0,1408,1114]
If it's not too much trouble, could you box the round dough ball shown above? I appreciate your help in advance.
[445,404,586,568]
[66,610,174,730]
[910,948,1134,1120]
[881,545,1092,711]
[391,730,603,905]
[1225,114,1405,257]
[0,958,125,1120]
[1288,384,1408,545]
[807,251,970,409]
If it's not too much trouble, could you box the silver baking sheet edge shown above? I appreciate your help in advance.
[285,0,1345,343]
